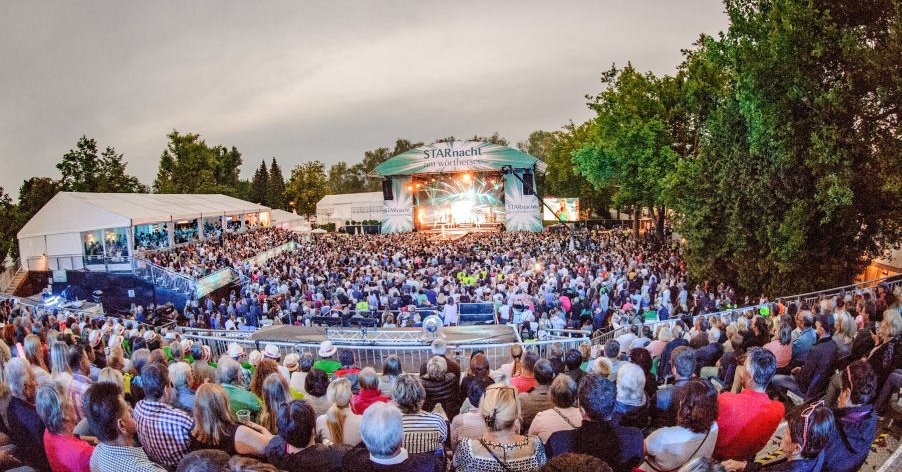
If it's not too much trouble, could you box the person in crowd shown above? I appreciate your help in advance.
[614,362,649,429]
[659,325,689,383]
[378,355,403,398]
[288,352,314,396]
[176,449,230,472]
[640,379,719,472]
[500,344,524,380]
[647,326,670,360]
[334,350,361,393]
[459,353,492,407]
[418,339,461,378]
[259,373,292,435]
[262,344,290,381]
[189,343,216,386]
[188,383,273,457]
[539,453,613,472]
[450,377,494,447]
[772,313,838,401]
[49,341,73,388]
[721,402,834,472]
[353,367,389,415]
[452,383,546,471]
[563,348,586,386]
[790,311,816,368]
[85,382,166,472]
[528,374,582,443]
[6,357,50,471]
[249,359,283,400]
[519,358,555,432]
[546,374,643,472]
[25,334,51,384]
[764,321,793,371]
[603,340,624,380]
[421,355,462,422]
[628,348,658,400]
[654,346,695,425]
[511,350,541,393]
[133,362,193,469]
[391,373,447,454]
[314,341,341,377]
[714,348,785,461]
[217,356,262,419]
[66,344,93,422]
[821,361,878,472]
[304,368,332,417]
[36,380,95,472]
[340,402,445,472]
[833,311,857,357]
[169,361,195,413]
[317,377,362,446]
[264,400,349,472]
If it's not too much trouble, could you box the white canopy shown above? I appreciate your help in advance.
[18,192,270,239]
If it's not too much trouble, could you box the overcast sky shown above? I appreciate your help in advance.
[0,1,728,195]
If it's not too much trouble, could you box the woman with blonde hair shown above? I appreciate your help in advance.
[0,339,12,433]
[452,383,546,471]
[189,383,273,457]
[49,341,72,388]
[315,376,362,446]
[24,334,49,384]
[258,373,291,435]
[500,344,524,380]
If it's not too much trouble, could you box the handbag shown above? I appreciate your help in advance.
[641,427,711,472]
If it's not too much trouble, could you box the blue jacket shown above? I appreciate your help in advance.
[822,406,877,472]
[791,328,817,366]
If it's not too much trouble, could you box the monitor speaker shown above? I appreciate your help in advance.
[382,179,393,200]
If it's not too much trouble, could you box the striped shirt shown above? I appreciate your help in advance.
[402,411,448,454]
[133,400,193,469]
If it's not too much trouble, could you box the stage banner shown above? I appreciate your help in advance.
[382,176,414,233]
[374,141,538,176]
[504,171,542,231]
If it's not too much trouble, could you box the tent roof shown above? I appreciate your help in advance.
[270,209,304,223]
[317,192,383,206]
[374,140,540,177]
[18,192,269,239]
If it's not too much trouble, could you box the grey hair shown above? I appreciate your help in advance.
[358,367,379,390]
[430,338,447,355]
[549,374,577,408]
[615,362,646,407]
[391,373,425,414]
[5,357,34,401]
[36,381,71,434]
[549,342,564,359]
[169,361,192,388]
[97,367,124,391]
[298,352,315,372]
[426,356,447,380]
[360,402,403,458]
[216,356,242,386]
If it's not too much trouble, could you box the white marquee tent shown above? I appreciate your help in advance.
[315,192,383,228]
[18,192,270,271]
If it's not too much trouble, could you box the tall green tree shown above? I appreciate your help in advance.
[153,131,244,196]
[16,178,60,228]
[0,188,17,260]
[58,136,146,193]
[285,161,328,218]
[669,0,902,295]
[267,158,286,209]
[249,160,269,205]
[327,161,365,194]
[573,64,680,238]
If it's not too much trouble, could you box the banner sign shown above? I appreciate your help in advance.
[374,141,538,176]
[504,172,542,232]
[381,176,414,233]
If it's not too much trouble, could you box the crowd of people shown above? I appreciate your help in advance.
[0,279,898,472]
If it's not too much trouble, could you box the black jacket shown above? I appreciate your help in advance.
[421,373,462,422]
[264,436,349,472]
[546,419,643,472]
[795,335,838,399]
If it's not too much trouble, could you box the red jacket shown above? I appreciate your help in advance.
[352,388,389,414]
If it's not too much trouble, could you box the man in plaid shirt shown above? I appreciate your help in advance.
[86,383,166,472]
[132,363,193,470]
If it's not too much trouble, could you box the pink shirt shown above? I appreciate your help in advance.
[44,430,94,472]
[763,340,792,368]
[510,375,538,394]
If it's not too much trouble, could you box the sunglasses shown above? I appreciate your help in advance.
[799,400,824,451]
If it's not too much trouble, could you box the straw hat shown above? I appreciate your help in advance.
[318,340,337,358]
[263,344,281,360]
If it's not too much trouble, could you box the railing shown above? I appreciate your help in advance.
[0,263,23,293]
[195,267,240,299]
[0,293,176,331]
[592,274,902,345]
[133,259,197,297]
[25,254,135,272]
[180,327,591,373]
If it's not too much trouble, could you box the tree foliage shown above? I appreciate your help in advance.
[0,188,17,261]
[285,160,328,218]
[249,160,269,205]
[153,131,243,196]
[267,158,286,210]
[58,136,147,193]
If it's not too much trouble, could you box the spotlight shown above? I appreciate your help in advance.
[406,185,413,192]
[461,173,472,183]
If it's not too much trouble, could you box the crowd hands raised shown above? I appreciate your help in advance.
[0,279,898,472]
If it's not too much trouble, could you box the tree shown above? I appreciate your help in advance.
[0,188,17,260]
[285,161,328,218]
[267,158,286,209]
[668,0,902,295]
[573,64,680,238]
[250,160,269,205]
[152,131,245,196]
[58,136,146,193]
[16,178,60,228]
[327,161,365,194]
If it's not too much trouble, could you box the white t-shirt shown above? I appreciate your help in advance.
[640,423,719,472]
[316,411,363,446]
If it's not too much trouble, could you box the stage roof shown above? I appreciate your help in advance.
[374,140,543,177]
[18,192,269,238]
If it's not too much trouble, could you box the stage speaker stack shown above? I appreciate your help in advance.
[522,171,534,195]
[382,178,393,200]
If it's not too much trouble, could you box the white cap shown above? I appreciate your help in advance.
[318,340,337,358]
[263,344,281,359]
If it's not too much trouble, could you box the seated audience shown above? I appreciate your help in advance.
[259,373,292,435]
[340,402,444,472]
[452,383,546,471]
[539,452,613,472]
[6,357,50,471]
[391,373,447,454]
[511,350,541,393]
[614,362,649,429]
[168,361,195,413]
[519,359,555,432]
[418,339,462,378]
[654,346,695,425]
[317,377,362,446]
[450,377,494,446]
[528,374,582,443]
[85,382,166,472]
[314,342,341,377]
[772,313,838,401]
[189,383,273,457]
[763,321,793,370]
[217,357,262,418]
[133,362,193,469]
[822,361,878,472]
[264,400,349,471]
[378,355,403,398]
[421,356,462,422]
[546,374,643,472]
[563,349,586,387]
[304,368,332,417]
[37,380,95,472]
[334,350,361,393]
[640,379,719,472]
[353,367,389,415]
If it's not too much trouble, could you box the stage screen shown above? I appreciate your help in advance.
[412,172,505,228]
[543,197,580,221]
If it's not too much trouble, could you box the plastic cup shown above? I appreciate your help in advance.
[236,410,251,423]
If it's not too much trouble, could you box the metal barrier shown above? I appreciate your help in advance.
[592,274,902,345]
[133,259,197,297]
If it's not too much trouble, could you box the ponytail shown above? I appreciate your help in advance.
[326,403,346,444]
